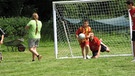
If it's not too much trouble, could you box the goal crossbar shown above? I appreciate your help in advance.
[53,0,112,4]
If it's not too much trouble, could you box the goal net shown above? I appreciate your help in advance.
[53,0,132,59]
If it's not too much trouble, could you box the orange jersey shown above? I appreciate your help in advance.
[76,26,92,44]
[76,26,92,38]
[89,36,101,51]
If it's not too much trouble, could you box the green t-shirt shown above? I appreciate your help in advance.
[26,20,42,38]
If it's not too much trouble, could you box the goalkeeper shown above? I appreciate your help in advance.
[75,20,92,59]
[89,33,110,58]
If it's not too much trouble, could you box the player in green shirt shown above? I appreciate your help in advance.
[25,13,42,61]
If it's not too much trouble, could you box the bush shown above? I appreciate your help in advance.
[0,17,54,52]
[41,19,53,41]
[0,17,54,41]
[0,17,30,39]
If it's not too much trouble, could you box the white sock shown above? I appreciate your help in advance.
[83,57,86,59]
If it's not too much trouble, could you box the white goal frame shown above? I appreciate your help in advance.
[53,0,132,59]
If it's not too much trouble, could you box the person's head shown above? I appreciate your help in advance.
[125,0,134,9]
[89,32,94,41]
[32,13,39,20]
[83,20,89,27]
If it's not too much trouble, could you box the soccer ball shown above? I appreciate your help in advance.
[78,33,85,39]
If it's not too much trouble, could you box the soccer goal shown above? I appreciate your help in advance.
[53,0,132,59]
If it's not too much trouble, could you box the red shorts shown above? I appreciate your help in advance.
[80,40,89,48]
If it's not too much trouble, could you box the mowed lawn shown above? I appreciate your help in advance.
[0,42,135,76]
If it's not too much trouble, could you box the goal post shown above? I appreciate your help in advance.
[53,0,132,59]
[128,9,133,57]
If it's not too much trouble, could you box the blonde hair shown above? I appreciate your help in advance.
[32,13,39,35]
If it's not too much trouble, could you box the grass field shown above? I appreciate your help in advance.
[0,41,135,76]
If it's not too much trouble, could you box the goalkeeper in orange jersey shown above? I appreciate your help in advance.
[75,20,92,59]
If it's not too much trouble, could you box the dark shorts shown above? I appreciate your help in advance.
[92,44,107,57]
[28,38,40,48]
[132,31,135,41]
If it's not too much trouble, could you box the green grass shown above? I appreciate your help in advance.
[0,42,135,76]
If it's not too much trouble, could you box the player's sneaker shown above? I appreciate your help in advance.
[83,57,86,59]
[86,55,90,59]
[32,59,35,61]
[131,59,135,62]
[37,55,42,61]
[0,52,2,61]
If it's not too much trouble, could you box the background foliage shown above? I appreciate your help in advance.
[0,0,53,41]
[0,0,131,41]
[0,17,30,39]
[0,17,53,41]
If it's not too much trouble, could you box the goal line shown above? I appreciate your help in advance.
[57,54,132,59]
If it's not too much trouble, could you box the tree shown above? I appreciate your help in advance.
[0,0,52,21]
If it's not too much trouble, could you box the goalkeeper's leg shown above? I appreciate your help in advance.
[81,47,86,59]
[131,32,135,62]
[131,41,135,62]
[100,40,110,52]
[133,41,135,59]
[85,45,90,59]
